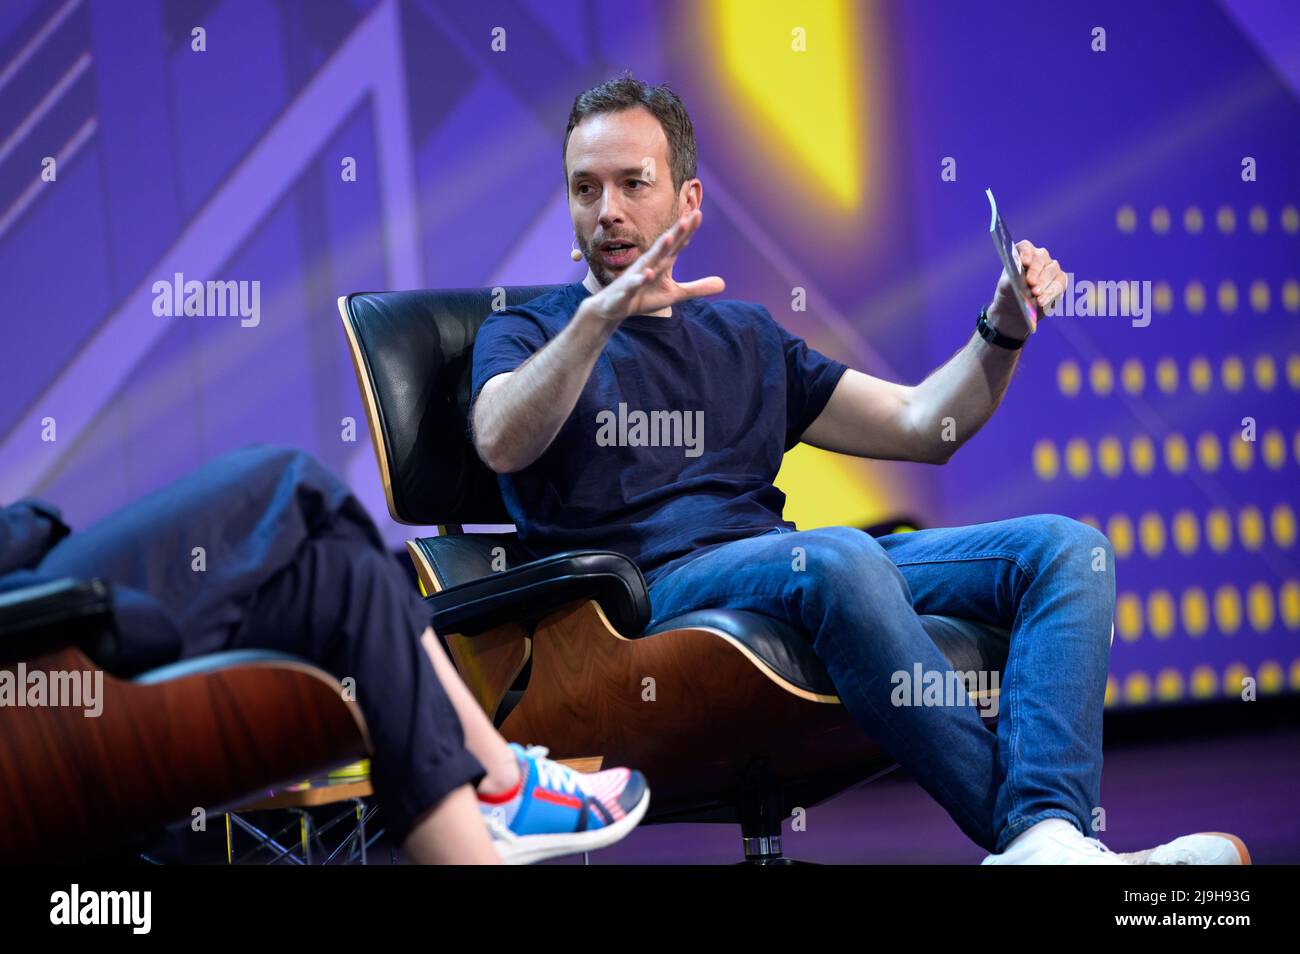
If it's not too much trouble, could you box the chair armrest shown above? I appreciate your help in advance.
[423,549,649,637]
[0,577,111,633]
[0,577,117,667]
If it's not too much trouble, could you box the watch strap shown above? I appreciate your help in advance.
[976,306,1026,350]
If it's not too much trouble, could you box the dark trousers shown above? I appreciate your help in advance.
[36,446,484,839]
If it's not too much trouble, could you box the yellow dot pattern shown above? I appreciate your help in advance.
[1033,429,1300,478]
[1065,437,1091,479]
[1249,205,1268,234]
[1057,354,1300,396]
[1206,508,1233,553]
[1188,356,1212,393]
[1044,206,1296,707]
[1253,354,1276,390]
[1250,279,1270,313]
[1116,592,1143,641]
[1181,587,1209,637]
[1263,429,1286,469]
[1089,359,1113,397]
[1154,357,1179,393]
[1270,504,1296,548]
[1116,204,1300,237]
[1195,432,1221,472]
[1107,514,1134,560]
[1124,671,1152,704]
[1138,511,1165,557]
[1120,358,1144,395]
[1098,436,1124,477]
[1217,279,1238,313]
[1099,509,1300,560]
[1156,668,1184,701]
[1032,439,1058,481]
[1096,579,1299,699]
[1223,663,1249,697]
[1238,506,1264,550]
[1214,584,1242,635]
[1220,355,1245,392]
[1129,435,1155,475]
[1281,582,1300,629]
[1153,281,1173,313]
[1247,582,1274,633]
[1258,662,1283,695]
[1191,665,1217,699]
[1228,433,1253,472]
[1163,433,1189,474]
[1284,280,1300,312]
[1173,510,1200,555]
[1147,589,1175,639]
[1057,360,1081,397]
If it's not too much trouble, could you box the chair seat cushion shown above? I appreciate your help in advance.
[644,609,1010,698]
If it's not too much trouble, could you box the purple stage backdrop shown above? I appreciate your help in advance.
[1,0,1297,712]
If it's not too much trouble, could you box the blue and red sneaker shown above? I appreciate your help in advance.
[478,743,650,864]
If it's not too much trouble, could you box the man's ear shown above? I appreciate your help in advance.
[680,177,703,212]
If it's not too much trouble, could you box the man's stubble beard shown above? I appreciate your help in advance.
[582,198,680,289]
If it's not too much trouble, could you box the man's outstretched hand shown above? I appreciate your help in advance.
[988,240,1065,338]
[581,208,725,326]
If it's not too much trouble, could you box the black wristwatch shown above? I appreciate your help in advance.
[975,306,1027,350]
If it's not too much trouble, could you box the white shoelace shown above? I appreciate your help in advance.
[522,745,591,797]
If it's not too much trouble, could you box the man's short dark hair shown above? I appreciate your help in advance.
[563,70,697,194]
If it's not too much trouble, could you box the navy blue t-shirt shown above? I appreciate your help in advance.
[469,282,848,587]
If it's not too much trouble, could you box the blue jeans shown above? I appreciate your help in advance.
[644,515,1115,853]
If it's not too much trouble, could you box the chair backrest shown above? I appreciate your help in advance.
[338,286,564,526]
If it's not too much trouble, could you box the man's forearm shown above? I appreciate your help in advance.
[904,328,1021,462]
[472,302,616,473]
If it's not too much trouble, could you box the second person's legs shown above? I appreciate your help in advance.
[230,531,498,862]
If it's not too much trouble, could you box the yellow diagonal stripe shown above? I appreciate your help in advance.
[714,0,868,212]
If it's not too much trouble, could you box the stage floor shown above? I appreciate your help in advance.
[543,723,1300,864]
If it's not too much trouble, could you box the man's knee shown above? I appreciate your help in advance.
[792,526,908,602]
[1012,514,1113,570]
[294,537,416,640]
[1011,514,1116,624]
[316,537,407,601]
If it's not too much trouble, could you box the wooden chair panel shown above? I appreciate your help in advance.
[0,648,370,862]
[499,601,886,816]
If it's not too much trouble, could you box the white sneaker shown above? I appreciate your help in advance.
[1119,832,1250,865]
[981,818,1128,865]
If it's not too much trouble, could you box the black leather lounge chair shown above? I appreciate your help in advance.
[339,284,1012,864]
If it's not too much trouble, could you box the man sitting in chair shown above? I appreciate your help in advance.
[467,72,1246,865]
